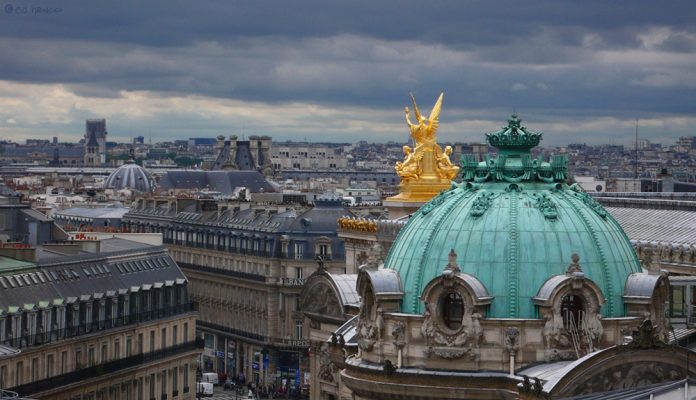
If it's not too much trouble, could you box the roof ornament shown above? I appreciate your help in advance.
[624,319,667,350]
[444,249,460,273]
[315,254,327,273]
[486,114,542,150]
[387,92,459,203]
[566,254,583,275]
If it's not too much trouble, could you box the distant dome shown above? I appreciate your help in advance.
[105,162,154,192]
[385,115,641,318]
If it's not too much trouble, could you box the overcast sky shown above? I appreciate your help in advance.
[1,0,695,146]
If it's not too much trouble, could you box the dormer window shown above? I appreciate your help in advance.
[561,294,585,329]
[441,292,464,330]
[294,243,304,260]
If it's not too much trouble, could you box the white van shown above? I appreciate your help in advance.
[196,382,214,397]
[201,372,219,385]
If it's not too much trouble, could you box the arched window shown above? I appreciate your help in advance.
[561,294,585,329]
[441,292,464,330]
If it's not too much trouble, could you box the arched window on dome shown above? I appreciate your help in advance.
[441,292,464,330]
[561,294,585,329]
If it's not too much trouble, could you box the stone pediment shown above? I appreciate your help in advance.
[301,281,343,320]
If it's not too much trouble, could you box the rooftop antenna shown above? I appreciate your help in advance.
[634,118,639,179]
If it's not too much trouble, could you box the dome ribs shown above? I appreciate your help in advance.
[507,190,520,318]
[561,190,615,316]
[410,189,468,314]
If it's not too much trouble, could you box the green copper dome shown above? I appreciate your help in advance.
[385,115,641,318]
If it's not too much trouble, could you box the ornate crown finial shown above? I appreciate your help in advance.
[485,114,542,151]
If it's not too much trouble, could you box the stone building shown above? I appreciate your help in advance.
[212,135,272,176]
[271,142,347,171]
[0,236,198,399]
[303,115,693,399]
[83,119,108,166]
[122,194,354,389]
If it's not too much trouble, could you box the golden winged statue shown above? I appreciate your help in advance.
[387,92,459,203]
[405,92,444,154]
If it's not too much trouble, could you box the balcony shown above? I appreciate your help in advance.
[9,339,203,397]
[178,262,265,282]
[2,303,196,350]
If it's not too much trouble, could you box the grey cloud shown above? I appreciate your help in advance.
[0,0,695,143]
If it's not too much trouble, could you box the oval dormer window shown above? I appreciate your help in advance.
[441,292,464,330]
[561,294,585,329]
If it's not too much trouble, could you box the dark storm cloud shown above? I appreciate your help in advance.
[0,0,695,143]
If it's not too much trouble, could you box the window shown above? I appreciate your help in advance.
[46,354,54,378]
[126,336,132,357]
[172,366,178,396]
[31,357,39,381]
[161,370,167,399]
[671,286,686,317]
[75,350,82,369]
[441,292,464,330]
[88,347,95,367]
[15,361,22,386]
[183,323,188,343]
[114,340,121,360]
[61,351,67,374]
[0,365,6,389]
[318,244,329,257]
[561,294,585,328]
[204,333,214,349]
[295,320,303,339]
[161,328,167,349]
[138,333,144,353]
[294,243,304,260]
[102,344,108,363]
[150,330,155,351]
[183,364,189,393]
[149,373,155,400]
[295,267,303,279]
[137,377,144,400]
[172,325,178,345]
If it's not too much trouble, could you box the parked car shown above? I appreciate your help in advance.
[223,378,236,390]
[196,382,214,397]
[201,372,219,385]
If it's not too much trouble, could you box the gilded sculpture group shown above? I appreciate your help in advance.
[337,217,378,233]
[396,93,460,182]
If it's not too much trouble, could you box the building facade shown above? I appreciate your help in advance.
[123,195,353,390]
[271,143,347,171]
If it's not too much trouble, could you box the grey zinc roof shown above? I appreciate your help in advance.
[328,273,359,306]
[624,272,663,300]
[288,204,354,233]
[55,206,130,220]
[362,268,403,295]
[605,206,696,245]
[457,272,493,301]
[2,145,85,158]
[0,246,185,310]
[234,142,254,170]
[158,170,276,194]
[534,275,571,301]
[21,208,52,222]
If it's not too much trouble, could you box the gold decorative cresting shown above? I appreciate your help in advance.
[388,92,459,203]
